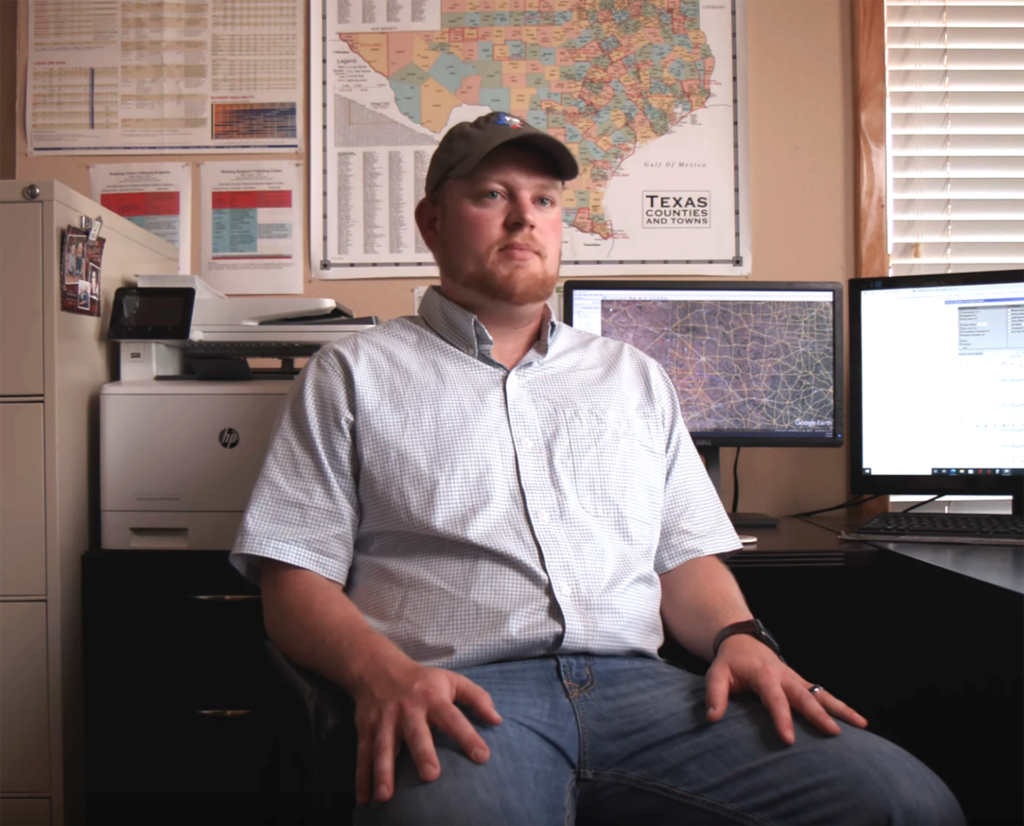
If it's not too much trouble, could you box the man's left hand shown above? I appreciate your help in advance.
[704,634,868,745]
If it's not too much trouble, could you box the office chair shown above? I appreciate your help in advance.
[262,640,358,825]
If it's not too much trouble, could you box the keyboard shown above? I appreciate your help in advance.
[841,512,1023,546]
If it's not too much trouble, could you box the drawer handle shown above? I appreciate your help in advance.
[130,528,189,549]
[189,594,260,602]
[196,709,251,717]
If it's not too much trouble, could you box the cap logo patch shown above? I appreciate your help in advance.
[494,113,523,129]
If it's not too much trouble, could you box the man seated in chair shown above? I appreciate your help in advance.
[231,112,963,825]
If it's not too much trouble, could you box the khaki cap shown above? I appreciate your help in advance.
[425,111,579,195]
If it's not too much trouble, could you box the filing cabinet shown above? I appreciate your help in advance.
[82,550,268,824]
[0,181,178,823]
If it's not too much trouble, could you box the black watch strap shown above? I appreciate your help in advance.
[713,618,785,663]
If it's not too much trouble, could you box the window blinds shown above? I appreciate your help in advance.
[885,0,1024,276]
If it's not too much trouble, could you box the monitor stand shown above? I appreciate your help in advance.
[699,446,779,529]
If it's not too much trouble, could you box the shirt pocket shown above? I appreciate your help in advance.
[562,407,665,524]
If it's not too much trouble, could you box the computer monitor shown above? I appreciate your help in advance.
[563,280,844,525]
[848,270,1024,515]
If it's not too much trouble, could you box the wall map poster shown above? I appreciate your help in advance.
[312,0,749,278]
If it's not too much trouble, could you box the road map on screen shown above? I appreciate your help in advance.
[601,299,836,434]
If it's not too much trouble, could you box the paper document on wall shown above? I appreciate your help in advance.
[200,161,304,295]
[333,0,441,33]
[27,0,303,154]
[90,163,191,274]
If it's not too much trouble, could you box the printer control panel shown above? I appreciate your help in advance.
[109,286,196,341]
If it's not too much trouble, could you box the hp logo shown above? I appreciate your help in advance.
[218,428,240,449]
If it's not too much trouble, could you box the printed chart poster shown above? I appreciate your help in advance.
[90,163,191,274]
[200,161,303,294]
[311,0,750,278]
[27,0,303,154]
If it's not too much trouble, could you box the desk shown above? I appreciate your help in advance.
[875,541,1023,602]
[725,516,879,567]
[82,524,1022,826]
[870,542,1022,826]
[725,515,1023,599]
[718,518,1022,826]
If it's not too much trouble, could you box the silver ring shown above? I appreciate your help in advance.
[808,684,824,694]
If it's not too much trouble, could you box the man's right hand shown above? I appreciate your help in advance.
[258,561,502,806]
[351,661,503,805]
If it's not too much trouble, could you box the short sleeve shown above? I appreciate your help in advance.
[230,348,360,586]
[651,364,742,574]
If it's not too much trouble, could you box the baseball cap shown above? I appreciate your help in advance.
[425,112,579,195]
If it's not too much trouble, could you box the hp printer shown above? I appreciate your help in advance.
[101,275,376,550]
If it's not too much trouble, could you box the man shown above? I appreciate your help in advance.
[232,112,962,824]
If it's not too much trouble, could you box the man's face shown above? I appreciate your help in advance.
[416,143,564,306]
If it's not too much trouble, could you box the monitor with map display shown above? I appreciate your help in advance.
[849,269,1024,514]
[563,280,844,525]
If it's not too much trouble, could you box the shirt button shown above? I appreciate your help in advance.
[539,510,550,523]
[524,438,535,451]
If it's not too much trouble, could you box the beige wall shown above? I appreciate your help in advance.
[10,0,856,519]
[739,0,855,518]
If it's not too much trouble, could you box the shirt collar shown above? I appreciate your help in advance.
[418,286,559,364]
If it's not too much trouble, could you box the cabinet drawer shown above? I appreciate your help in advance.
[84,554,264,690]
[87,687,260,794]
[0,403,46,596]
[0,202,44,397]
[0,602,51,793]
[95,596,265,690]
[0,797,51,826]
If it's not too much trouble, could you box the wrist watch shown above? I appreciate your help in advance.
[713,618,785,663]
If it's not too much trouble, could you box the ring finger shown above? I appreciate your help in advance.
[803,683,867,728]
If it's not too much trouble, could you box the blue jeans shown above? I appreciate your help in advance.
[355,655,964,825]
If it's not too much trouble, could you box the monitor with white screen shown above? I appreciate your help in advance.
[849,270,1024,513]
[563,280,844,525]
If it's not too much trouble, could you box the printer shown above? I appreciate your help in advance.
[101,276,376,550]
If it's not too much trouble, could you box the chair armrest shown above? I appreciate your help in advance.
[264,640,358,794]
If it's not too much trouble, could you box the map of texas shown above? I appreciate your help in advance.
[339,0,714,240]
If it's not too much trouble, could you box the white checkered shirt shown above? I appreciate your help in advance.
[231,287,740,668]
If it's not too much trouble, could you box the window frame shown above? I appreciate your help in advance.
[853,0,889,282]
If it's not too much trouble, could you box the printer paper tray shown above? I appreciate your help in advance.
[102,511,243,551]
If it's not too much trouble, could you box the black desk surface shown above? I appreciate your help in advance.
[728,517,1024,602]
[872,542,1023,597]
[725,517,876,567]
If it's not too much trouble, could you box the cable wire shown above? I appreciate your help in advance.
[900,494,943,514]
[731,447,741,513]
[787,494,883,519]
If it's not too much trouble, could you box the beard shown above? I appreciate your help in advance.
[436,233,561,306]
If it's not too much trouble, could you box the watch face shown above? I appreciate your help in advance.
[753,618,781,652]
[713,618,784,661]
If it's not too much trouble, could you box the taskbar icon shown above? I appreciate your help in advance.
[932,467,1019,476]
